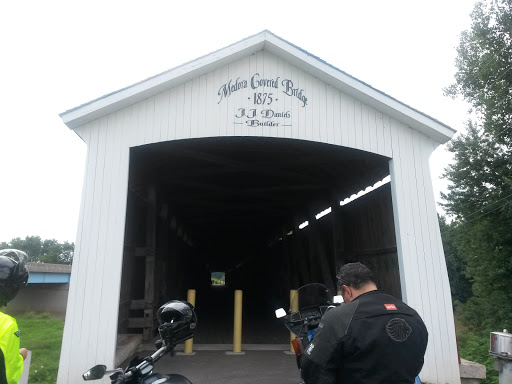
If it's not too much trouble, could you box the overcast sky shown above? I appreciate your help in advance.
[0,1,477,243]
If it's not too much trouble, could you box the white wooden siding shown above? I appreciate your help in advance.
[58,50,460,383]
[388,119,460,383]
[90,50,393,156]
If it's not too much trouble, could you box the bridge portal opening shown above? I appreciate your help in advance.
[118,137,399,346]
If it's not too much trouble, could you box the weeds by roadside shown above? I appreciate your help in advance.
[457,328,499,384]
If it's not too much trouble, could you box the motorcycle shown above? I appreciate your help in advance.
[275,283,343,371]
[83,300,196,384]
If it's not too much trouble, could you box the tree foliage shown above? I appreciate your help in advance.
[438,216,472,304]
[0,236,74,265]
[442,122,511,219]
[442,0,512,331]
[445,0,512,145]
[452,214,512,330]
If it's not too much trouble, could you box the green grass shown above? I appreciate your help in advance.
[14,312,64,384]
[456,326,499,384]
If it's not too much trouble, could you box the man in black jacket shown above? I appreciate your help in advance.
[301,262,428,384]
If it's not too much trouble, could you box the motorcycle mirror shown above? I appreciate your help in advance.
[333,295,344,304]
[275,308,287,318]
[82,365,107,380]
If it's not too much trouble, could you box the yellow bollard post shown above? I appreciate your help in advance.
[233,289,243,353]
[184,289,196,354]
[290,289,298,353]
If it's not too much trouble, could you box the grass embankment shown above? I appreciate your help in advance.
[15,312,64,384]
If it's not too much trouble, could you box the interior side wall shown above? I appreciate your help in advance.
[337,184,401,298]
[274,184,399,297]
[118,188,195,339]
[274,217,336,293]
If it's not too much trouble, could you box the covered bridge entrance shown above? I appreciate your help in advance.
[120,137,396,346]
[58,31,460,383]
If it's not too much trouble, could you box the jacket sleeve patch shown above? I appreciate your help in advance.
[14,330,20,337]
[384,304,397,310]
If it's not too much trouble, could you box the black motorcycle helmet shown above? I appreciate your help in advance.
[156,300,197,345]
[0,249,29,306]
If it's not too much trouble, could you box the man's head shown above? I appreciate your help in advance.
[0,249,29,307]
[337,262,377,302]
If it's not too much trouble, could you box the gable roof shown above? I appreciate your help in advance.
[60,30,455,143]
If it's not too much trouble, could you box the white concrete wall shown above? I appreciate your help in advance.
[8,284,69,317]
[58,50,459,383]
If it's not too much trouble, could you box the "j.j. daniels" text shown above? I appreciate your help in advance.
[235,108,291,119]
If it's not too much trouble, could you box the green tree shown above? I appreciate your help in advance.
[443,0,512,331]
[445,0,512,145]
[442,121,511,219]
[442,123,512,330]
[438,215,472,304]
[0,236,74,265]
[2,236,43,262]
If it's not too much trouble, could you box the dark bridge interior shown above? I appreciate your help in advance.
[118,137,399,344]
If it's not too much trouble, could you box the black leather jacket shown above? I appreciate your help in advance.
[301,290,428,384]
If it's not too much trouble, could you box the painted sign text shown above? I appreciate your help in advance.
[217,73,308,107]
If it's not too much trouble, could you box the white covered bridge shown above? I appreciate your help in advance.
[58,31,460,383]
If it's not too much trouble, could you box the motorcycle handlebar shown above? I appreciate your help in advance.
[116,345,167,382]
[150,345,168,361]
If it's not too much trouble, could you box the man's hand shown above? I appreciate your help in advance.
[19,348,27,360]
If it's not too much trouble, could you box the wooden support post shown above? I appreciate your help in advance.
[308,209,318,282]
[294,214,310,284]
[184,289,196,354]
[281,227,292,293]
[233,290,243,353]
[143,185,157,341]
[143,253,155,341]
[330,195,342,291]
[118,246,135,333]
[290,289,298,352]
[309,207,331,285]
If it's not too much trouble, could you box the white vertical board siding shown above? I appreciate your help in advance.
[57,113,131,383]
[57,123,92,384]
[389,120,460,384]
[117,50,391,157]
[59,50,458,382]
[420,136,460,384]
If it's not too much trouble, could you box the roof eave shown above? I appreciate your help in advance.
[262,34,455,144]
[60,33,267,129]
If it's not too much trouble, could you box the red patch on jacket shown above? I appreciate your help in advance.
[384,304,397,310]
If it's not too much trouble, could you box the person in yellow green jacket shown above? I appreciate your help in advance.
[0,249,29,384]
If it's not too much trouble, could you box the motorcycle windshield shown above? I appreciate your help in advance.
[297,283,332,310]
[284,283,333,338]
